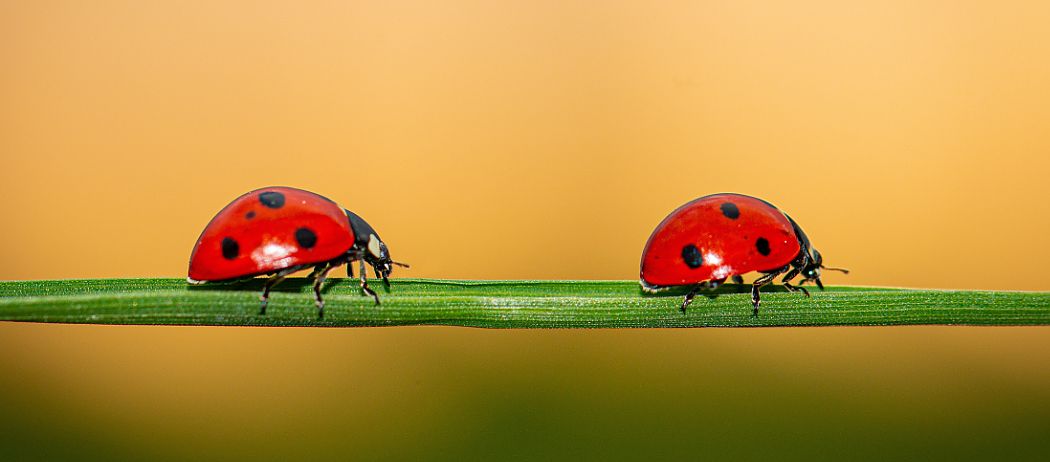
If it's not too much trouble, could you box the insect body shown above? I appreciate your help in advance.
[187,187,407,318]
[640,193,846,315]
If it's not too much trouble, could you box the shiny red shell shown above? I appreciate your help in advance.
[640,193,801,289]
[188,187,356,281]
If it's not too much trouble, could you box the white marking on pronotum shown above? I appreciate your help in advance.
[367,234,382,258]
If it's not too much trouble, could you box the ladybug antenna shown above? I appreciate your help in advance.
[821,266,850,274]
[391,260,410,269]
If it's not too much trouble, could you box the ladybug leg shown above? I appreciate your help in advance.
[731,275,745,285]
[705,278,726,296]
[259,267,300,315]
[783,282,810,298]
[806,275,823,289]
[680,279,725,313]
[680,285,701,313]
[795,277,824,290]
[780,268,811,298]
[359,258,380,305]
[375,266,394,289]
[311,263,337,319]
[750,272,780,317]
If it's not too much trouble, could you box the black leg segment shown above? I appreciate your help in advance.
[311,263,338,319]
[680,285,700,313]
[679,279,726,314]
[359,259,380,305]
[259,267,301,315]
[750,272,780,317]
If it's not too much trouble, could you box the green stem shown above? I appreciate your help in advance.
[0,278,1047,328]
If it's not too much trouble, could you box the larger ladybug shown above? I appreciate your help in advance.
[187,186,407,318]
[640,193,846,315]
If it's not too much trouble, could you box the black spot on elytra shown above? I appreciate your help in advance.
[755,237,771,256]
[720,202,740,219]
[681,244,703,268]
[245,211,256,220]
[221,237,239,259]
[295,227,317,249]
[259,191,285,209]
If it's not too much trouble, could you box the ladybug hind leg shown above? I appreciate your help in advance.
[680,278,726,313]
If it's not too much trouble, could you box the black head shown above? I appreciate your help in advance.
[784,214,848,290]
[802,248,825,289]
[344,209,408,283]
[800,248,849,290]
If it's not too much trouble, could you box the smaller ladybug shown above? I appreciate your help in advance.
[640,193,847,315]
[187,187,408,318]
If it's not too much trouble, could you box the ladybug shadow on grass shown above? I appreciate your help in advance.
[188,275,392,311]
[638,280,799,312]
[187,276,396,293]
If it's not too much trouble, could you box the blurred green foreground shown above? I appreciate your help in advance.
[1,324,1049,461]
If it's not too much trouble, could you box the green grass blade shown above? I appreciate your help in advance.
[0,278,1048,327]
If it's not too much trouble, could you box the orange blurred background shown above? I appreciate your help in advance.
[2,1,1050,460]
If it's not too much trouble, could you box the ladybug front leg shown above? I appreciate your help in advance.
[780,268,811,298]
[358,258,380,305]
[311,263,337,319]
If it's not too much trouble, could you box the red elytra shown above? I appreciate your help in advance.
[188,186,406,318]
[188,188,352,281]
[640,193,846,315]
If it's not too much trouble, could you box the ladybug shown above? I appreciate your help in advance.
[187,186,408,318]
[640,193,847,315]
